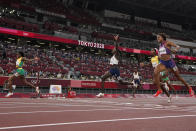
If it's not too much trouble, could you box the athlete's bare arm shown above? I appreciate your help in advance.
[112,35,120,59]
[166,41,180,54]
[140,60,152,68]
[22,57,39,62]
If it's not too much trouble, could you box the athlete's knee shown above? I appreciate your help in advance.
[8,77,14,83]
[103,73,110,80]
[173,71,179,77]
[154,69,160,75]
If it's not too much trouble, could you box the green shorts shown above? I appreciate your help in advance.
[162,77,169,82]
[15,68,25,76]
[160,71,169,82]
[160,71,165,76]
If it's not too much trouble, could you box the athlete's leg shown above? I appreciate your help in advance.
[160,69,172,97]
[5,75,17,97]
[19,75,40,94]
[7,75,17,93]
[161,84,172,103]
[166,81,176,94]
[101,71,112,93]
[3,80,9,90]
[160,83,170,97]
[153,63,167,93]
[19,75,36,88]
[161,68,176,93]
[170,68,194,96]
[170,68,191,90]
[132,86,136,97]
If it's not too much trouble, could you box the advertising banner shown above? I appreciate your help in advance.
[49,85,62,94]
[0,27,195,60]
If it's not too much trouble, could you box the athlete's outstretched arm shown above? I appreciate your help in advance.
[140,62,152,68]
[167,41,180,54]
[112,35,119,54]
[22,57,39,62]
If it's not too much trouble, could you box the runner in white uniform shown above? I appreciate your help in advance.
[133,70,141,87]
[131,68,141,98]
[96,35,132,97]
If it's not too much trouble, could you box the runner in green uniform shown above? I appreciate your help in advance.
[160,70,176,94]
[5,52,40,97]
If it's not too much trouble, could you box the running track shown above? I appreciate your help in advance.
[0,97,196,131]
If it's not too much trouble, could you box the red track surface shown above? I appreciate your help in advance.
[0,97,196,131]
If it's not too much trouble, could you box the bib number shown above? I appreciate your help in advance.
[159,47,167,55]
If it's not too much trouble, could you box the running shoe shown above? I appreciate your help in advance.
[154,90,163,97]
[96,93,104,98]
[5,92,13,97]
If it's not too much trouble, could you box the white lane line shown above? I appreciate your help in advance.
[0,106,192,115]
[59,99,138,106]
[0,114,196,130]
[0,107,153,115]
[0,105,117,109]
[2,100,196,106]
[65,99,131,104]
[0,108,132,115]
[0,106,63,109]
[57,99,196,112]
[0,103,20,105]
[0,102,118,108]
[69,99,119,104]
[1,101,155,110]
[0,102,190,113]
[1,101,196,113]
[59,99,196,106]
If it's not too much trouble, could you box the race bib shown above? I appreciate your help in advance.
[159,47,167,55]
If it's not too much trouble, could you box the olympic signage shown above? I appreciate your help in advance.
[78,40,105,49]
[0,27,196,60]
[31,80,40,84]
[0,77,70,87]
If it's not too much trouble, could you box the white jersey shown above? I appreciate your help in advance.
[133,72,139,79]
[110,55,119,65]
[158,46,167,56]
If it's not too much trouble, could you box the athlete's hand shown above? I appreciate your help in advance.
[171,49,177,54]
[114,35,119,41]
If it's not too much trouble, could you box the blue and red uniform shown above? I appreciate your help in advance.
[158,42,177,70]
